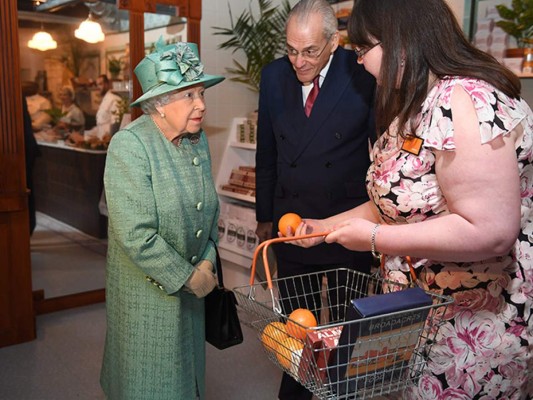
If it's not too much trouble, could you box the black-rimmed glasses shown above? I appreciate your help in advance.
[354,41,381,60]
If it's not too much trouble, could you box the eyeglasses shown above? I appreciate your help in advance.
[286,35,332,60]
[354,41,381,60]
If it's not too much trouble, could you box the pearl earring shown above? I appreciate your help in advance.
[160,112,166,118]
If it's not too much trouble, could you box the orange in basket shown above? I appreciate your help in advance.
[261,321,289,353]
[278,213,302,236]
[286,308,317,340]
[276,336,304,370]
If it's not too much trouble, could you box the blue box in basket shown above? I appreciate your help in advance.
[328,287,432,396]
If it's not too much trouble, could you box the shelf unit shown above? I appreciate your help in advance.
[216,117,258,268]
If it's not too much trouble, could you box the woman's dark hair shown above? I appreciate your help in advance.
[347,0,521,137]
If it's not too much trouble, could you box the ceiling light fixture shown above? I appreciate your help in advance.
[75,13,105,44]
[28,24,57,51]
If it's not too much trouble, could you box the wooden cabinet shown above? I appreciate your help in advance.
[33,142,107,238]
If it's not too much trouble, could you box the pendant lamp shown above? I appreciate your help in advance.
[75,13,105,44]
[28,25,57,51]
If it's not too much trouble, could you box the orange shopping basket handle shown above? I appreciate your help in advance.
[251,232,329,290]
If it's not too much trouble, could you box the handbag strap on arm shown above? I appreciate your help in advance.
[214,244,224,288]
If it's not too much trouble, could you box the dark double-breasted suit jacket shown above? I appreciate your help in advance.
[255,47,376,268]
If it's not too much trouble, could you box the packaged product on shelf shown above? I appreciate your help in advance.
[226,166,256,191]
[225,221,237,244]
[220,184,255,197]
[236,119,257,144]
[236,226,246,247]
[246,228,258,251]
[218,203,259,256]
[229,168,248,187]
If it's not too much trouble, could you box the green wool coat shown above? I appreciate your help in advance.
[100,115,219,400]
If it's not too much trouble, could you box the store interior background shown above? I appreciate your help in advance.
[19,0,533,302]
[1,0,531,397]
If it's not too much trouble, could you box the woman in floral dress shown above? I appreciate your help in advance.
[291,0,532,398]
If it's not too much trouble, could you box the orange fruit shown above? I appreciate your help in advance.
[286,308,318,340]
[261,321,289,353]
[275,336,304,370]
[278,213,302,236]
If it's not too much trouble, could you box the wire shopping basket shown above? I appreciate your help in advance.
[233,233,454,399]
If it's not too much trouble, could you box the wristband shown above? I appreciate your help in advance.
[371,223,381,258]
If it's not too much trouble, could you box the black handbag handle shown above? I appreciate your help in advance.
[214,245,224,288]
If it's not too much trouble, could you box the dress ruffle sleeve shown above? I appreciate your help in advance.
[422,77,531,151]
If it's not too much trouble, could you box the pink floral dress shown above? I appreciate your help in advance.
[368,77,533,400]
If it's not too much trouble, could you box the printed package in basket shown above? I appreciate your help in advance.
[328,287,432,395]
[298,325,343,385]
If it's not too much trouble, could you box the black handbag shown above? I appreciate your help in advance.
[205,245,244,350]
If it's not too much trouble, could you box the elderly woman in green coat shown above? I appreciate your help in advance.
[100,40,224,399]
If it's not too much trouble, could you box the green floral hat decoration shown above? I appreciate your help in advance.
[130,38,224,107]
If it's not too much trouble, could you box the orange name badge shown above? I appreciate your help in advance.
[401,136,424,156]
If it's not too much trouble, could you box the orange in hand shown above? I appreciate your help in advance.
[278,213,302,237]
[286,308,317,340]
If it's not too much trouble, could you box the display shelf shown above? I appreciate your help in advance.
[216,117,257,204]
[218,244,253,269]
[218,189,255,203]
[230,141,256,150]
[216,117,258,269]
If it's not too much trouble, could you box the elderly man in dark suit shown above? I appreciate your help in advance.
[255,0,376,398]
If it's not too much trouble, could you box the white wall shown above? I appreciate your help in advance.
[201,0,291,289]
[202,1,276,175]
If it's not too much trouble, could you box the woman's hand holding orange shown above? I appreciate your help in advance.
[285,218,327,247]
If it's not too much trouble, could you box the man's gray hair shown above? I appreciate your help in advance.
[286,0,338,38]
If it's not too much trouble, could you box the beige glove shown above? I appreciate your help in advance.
[184,260,217,298]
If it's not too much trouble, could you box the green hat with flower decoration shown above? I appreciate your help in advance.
[130,39,224,107]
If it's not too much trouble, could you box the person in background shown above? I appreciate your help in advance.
[22,80,51,131]
[254,0,375,398]
[54,86,85,135]
[292,0,532,398]
[100,40,224,399]
[95,74,121,138]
